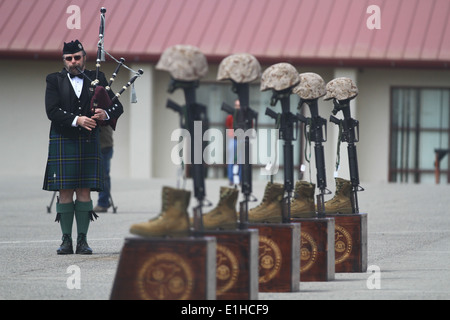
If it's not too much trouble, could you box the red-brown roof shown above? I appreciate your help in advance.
[1,0,449,68]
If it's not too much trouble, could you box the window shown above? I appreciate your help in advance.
[196,82,302,181]
[390,87,450,183]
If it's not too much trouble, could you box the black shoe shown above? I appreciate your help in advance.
[57,234,74,255]
[76,233,93,255]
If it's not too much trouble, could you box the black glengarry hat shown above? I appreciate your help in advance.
[63,40,86,55]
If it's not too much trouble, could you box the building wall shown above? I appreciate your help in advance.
[358,67,450,183]
[152,68,188,180]
[0,59,133,179]
[151,64,337,182]
[1,59,449,184]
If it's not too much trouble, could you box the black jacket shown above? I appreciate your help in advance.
[45,68,124,139]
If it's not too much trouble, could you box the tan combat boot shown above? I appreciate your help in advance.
[324,178,352,214]
[248,182,284,223]
[291,181,316,218]
[200,187,238,230]
[130,186,191,237]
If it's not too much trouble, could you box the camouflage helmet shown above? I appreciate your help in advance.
[293,72,326,100]
[260,63,300,91]
[156,44,208,81]
[324,77,358,101]
[217,53,261,83]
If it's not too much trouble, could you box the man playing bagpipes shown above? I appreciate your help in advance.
[43,40,123,255]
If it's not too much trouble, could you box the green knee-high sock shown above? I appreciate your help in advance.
[56,202,75,237]
[75,200,98,236]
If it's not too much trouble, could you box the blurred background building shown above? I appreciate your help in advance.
[1,0,449,184]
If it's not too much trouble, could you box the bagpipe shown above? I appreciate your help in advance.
[77,7,144,130]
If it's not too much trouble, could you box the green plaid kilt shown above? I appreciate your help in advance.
[43,129,104,191]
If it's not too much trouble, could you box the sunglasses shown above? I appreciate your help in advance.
[64,55,83,62]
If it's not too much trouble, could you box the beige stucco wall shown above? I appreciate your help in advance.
[1,59,449,185]
[358,67,450,183]
[0,59,133,180]
[151,64,336,182]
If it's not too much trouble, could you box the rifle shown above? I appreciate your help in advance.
[297,99,331,217]
[221,82,258,229]
[265,89,299,223]
[166,81,209,234]
[167,99,186,129]
[329,99,364,213]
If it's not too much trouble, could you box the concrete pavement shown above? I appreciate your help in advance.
[0,174,449,300]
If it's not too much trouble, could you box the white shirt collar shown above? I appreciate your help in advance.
[67,73,84,98]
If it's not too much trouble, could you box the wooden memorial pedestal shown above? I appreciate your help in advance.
[291,217,335,281]
[248,223,301,292]
[110,236,216,300]
[326,213,368,273]
[203,229,259,300]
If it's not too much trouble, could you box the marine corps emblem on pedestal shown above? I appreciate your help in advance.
[216,244,240,296]
[300,231,318,273]
[258,236,282,283]
[335,225,353,264]
[137,252,194,300]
